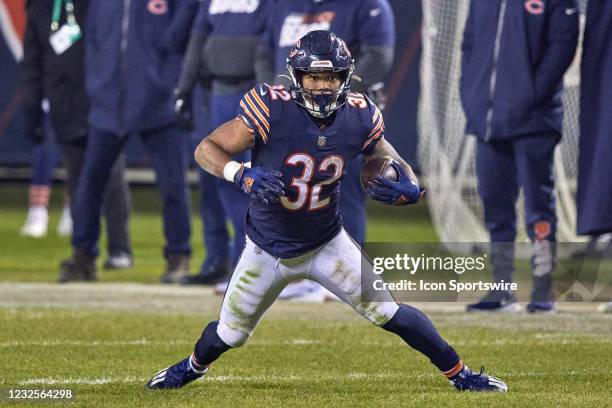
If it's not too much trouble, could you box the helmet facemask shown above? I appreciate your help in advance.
[287,68,353,118]
[285,31,355,119]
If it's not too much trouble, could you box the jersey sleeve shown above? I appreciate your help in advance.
[361,96,385,154]
[192,0,212,34]
[236,84,272,144]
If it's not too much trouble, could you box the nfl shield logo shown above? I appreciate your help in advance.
[317,135,326,147]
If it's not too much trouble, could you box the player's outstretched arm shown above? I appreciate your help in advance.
[195,118,284,204]
[195,117,254,178]
[364,139,424,205]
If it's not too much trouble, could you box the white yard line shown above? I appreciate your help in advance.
[3,335,610,350]
[0,282,606,312]
[1,282,610,337]
[18,372,405,386]
[0,339,192,348]
[0,338,325,348]
[17,367,610,386]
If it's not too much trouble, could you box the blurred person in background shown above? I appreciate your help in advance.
[22,0,133,270]
[19,115,71,238]
[58,0,193,283]
[577,0,612,313]
[254,0,395,300]
[173,0,272,286]
[577,0,612,249]
[461,0,578,313]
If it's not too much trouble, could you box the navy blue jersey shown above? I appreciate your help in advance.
[261,0,395,78]
[237,84,384,258]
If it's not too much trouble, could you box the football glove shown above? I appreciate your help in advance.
[366,161,425,205]
[234,166,285,204]
[173,89,193,130]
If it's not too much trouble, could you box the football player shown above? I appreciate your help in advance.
[256,0,396,301]
[146,31,507,393]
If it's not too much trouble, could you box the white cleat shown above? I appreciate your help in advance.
[20,206,48,238]
[57,205,73,236]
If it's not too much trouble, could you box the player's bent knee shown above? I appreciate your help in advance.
[355,301,399,327]
[217,321,251,348]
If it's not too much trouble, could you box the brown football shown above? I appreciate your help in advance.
[360,156,399,190]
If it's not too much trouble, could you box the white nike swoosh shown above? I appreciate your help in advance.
[565,8,577,15]
[370,8,381,17]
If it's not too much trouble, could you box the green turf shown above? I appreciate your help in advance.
[1,182,611,407]
[0,293,610,408]
[0,182,435,283]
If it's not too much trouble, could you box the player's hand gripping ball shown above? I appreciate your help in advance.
[234,166,285,204]
[362,157,425,205]
[360,156,399,186]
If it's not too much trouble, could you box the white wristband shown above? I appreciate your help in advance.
[223,161,243,182]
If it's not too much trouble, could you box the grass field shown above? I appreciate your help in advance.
[1,182,611,407]
[0,182,436,283]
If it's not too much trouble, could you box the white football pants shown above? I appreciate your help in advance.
[217,228,399,347]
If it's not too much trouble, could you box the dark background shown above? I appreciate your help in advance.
[0,0,423,171]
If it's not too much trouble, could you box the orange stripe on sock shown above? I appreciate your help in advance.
[29,185,50,207]
[190,353,209,370]
[443,360,464,378]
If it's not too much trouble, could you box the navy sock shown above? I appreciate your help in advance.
[383,304,461,374]
[193,321,232,367]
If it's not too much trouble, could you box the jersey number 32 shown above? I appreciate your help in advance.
[281,154,344,211]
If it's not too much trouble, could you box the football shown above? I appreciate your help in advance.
[360,156,399,189]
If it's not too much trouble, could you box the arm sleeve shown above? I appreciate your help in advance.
[175,0,210,92]
[21,8,44,133]
[176,31,207,93]
[533,0,579,105]
[352,0,395,92]
[254,7,277,85]
[356,0,396,47]
[352,46,394,92]
[163,0,200,53]
[236,85,271,144]
[361,97,385,154]
[191,0,212,34]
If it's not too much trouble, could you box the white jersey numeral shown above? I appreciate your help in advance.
[310,155,344,210]
[268,86,291,101]
[280,154,345,211]
[281,154,315,210]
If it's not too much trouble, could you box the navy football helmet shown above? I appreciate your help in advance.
[286,30,355,118]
